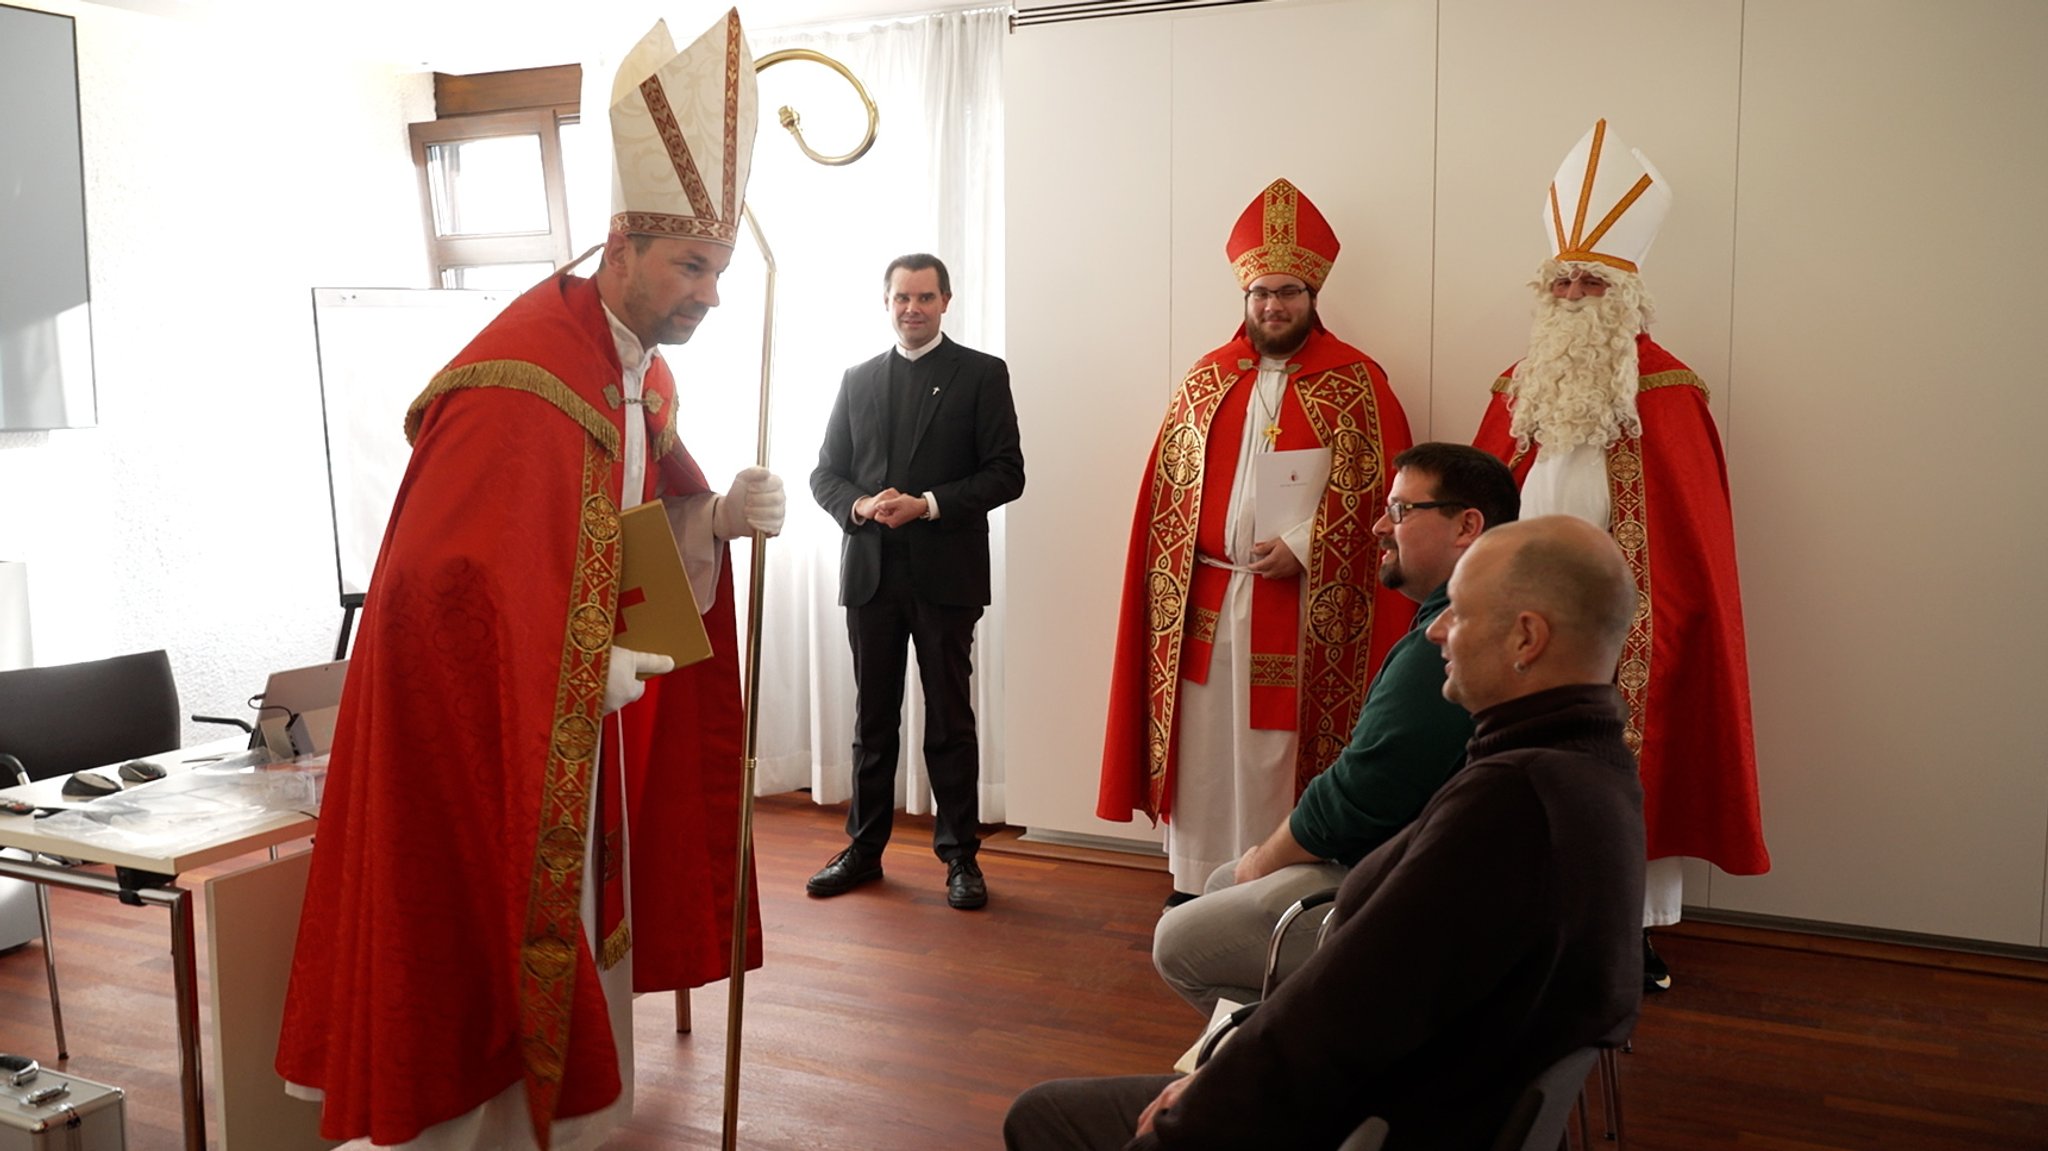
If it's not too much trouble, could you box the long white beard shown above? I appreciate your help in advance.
[1507,290,1645,453]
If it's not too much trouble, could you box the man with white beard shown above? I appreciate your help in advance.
[1473,120,1770,991]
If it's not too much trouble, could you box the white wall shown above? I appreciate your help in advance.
[1004,0,1439,845]
[1431,2,1743,441]
[1006,0,2048,947]
[1003,16,1173,841]
[0,0,430,733]
[1714,0,2048,944]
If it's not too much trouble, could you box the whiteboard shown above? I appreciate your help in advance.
[311,287,515,603]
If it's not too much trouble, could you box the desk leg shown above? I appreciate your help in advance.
[34,885,67,1059]
[168,888,205,1151]
[0,859,212,1151]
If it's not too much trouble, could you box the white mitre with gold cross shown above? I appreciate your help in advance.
[1544,118,1673,274]
[608,9,758,246]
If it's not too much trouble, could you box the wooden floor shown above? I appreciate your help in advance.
[0,792,2044,1149]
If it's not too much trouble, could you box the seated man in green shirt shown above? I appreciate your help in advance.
[1154,442,1519,1015]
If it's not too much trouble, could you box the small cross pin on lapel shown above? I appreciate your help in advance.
[931,386,940,395]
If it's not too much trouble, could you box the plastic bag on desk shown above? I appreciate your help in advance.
[33,758,326,858]
[188,751,328,812]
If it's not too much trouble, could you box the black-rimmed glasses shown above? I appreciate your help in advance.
[1245,285,1310,302]
[1385,499,1468,525]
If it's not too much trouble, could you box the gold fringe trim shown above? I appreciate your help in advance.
[1491,367,1707,400]
[599,921,632,971]
[407,360,621,457]
[1637,368,1709,400]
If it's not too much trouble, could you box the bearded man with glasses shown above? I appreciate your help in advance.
[1099,178,1415,907]
[1151,443,1518,1016]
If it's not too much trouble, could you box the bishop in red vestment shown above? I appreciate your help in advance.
[1099,179,1415,897]
[277,13,777,1149]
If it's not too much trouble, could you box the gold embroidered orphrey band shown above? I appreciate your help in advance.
[518,443,622,1118]
[1496,375,1674,757]
[1139,361,1239,814]
[1606,438,1652,754]
[1288,362,1385,785]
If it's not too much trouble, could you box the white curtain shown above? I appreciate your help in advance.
[580,8,1011,823]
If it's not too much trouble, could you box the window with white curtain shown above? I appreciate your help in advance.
[575,8,1012,820]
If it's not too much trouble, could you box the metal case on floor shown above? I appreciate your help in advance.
[0,1066,125,1151]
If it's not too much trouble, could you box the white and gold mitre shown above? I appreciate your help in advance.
[1543,119,1672,274]
[608,9,758,246]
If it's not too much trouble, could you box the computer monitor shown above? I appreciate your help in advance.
[253,660,349,759]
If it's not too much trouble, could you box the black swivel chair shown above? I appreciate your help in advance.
[0,649,183,1060]
[1493,1045,1605,1151]
[1332,1045,1611,1151]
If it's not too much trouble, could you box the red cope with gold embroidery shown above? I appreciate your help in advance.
[1099,325,1415,824]
[277,273,760,1149]
[1473,333,1768,875]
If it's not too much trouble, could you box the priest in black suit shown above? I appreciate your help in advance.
[808,253,1026,910]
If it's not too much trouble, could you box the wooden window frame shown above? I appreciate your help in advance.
[407,66,582,285]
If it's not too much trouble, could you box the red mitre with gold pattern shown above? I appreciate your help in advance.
[1227,178,1340,290]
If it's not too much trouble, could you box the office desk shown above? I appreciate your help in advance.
[0,739,317,1151]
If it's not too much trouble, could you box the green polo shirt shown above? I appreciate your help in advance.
[1289,583,1472,866]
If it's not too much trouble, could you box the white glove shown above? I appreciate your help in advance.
[713,466,786,540]
[602,645,676,715]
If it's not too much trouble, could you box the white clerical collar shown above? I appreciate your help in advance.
[601,302,660,380]
[895,333,944,363]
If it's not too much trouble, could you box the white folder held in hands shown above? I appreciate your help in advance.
[1254,447,1332,540]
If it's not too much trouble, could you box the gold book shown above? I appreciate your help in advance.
[617,501,714,672]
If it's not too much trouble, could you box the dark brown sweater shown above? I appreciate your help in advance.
[1136,684,1646,1150]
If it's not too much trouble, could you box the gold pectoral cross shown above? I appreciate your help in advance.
[1262,422,1282,448]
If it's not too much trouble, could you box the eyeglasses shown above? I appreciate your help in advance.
[1245,285,1310,302]
[1384,499,1468,525]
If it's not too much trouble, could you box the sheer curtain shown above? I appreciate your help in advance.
[579,8,1011,822]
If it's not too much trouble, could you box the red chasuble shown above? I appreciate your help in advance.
[1473,333,1769,875]
[1099,326,1415,823]
[277,273,761,1147]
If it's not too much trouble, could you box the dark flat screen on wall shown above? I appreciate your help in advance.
[0,3,96,430]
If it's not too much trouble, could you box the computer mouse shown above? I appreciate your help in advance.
[118,760,167,782]
[61,769,121,798]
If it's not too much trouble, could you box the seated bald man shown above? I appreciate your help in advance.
[1004,516,1646,1151]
